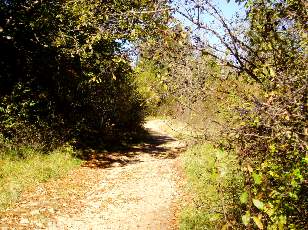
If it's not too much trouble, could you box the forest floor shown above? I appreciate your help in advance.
[0,119,187,230]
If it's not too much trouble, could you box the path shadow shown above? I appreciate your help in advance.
[81,127,186,169]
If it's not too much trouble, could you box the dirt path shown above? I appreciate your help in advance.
[0,120,186,230]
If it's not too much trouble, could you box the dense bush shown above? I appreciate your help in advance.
[0,0,170,148]
[231,1,308,228]
[140,0,307,228]
[180,144,243,230]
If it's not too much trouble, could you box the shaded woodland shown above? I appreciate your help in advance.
[0,0,170,149]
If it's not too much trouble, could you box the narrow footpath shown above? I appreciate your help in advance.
[0,120,186,230]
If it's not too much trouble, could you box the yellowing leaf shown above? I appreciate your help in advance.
[253,199,264,210]
[221,223,231,230]
[247,164,253,173]
[252,216,264,229]
[278,215,286,230]
[264,203,275,216]
[269,67,276,77]
[180,31,187,39]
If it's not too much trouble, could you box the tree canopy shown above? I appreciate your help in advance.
[0,0,171,148]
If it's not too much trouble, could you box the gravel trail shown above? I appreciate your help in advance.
[0,120,186,230]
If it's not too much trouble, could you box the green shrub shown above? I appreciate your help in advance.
[230,1,308,228]
[0,0,170,148]
[180,143,243,230]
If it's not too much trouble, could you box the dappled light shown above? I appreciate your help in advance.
[82,123,185,169]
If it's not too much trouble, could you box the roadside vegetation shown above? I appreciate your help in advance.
[180,144,243,230]
[136,0,307,229]
[0,140,81,210]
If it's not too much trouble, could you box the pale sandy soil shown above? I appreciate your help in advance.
[0,120,186,230]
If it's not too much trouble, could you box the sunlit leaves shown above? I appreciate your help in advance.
[252,172,262,185]
[241,211,250,226]
[252,215,264,229]
[240,191,248,204]
[252,198,264,210]
[227,0,308,228]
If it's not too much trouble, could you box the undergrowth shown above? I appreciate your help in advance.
[0,141,82,210]
[180,143,243,230]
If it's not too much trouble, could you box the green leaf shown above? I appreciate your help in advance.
[240,191,248,204]
[293,168,303,180]
[252,216,264,229]
[253,199,264,210]
[242,211,251,226]
[278,215,286,230]
[252,172,262,185]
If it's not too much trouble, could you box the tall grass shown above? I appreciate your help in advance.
[180,143,243,230]
[0,143,81,210]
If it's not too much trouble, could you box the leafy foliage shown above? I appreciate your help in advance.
[0,0,171,148]
[180,144,243,229]
[140,0,307,228]
[168,0,307,228]
[233,1,308,228]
